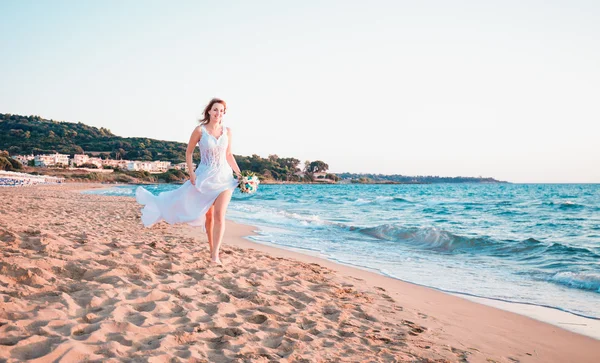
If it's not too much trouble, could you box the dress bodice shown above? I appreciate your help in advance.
[198,125,229,168]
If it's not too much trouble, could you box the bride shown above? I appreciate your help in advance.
[136,98,242,265]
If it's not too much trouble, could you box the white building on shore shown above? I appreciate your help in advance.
[101,159,129,169]
[13,154,35,165]
[34,153,70,167]
[153,161,172,172]
[127,161,141,171]
[16,152,175,173]
[72,154,88,166]
[174,162,187,170]
[72,154,103,168]
[126,160,171,173]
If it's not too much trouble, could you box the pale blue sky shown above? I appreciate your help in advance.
[1,0,599,182]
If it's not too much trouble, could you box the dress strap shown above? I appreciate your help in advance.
[200,124,209,139]
[202,124,226,138]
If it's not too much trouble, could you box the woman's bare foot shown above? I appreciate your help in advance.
[210,257,223,266]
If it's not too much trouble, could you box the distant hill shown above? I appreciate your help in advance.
[0,113,195,162]
[336,173,506,184]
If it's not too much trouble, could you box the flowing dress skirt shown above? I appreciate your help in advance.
[136,163,238,231]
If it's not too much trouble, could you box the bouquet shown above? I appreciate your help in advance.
[237,170,260,194]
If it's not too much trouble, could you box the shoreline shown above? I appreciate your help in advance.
[218,221,600,340]
[0,167,509,185]
[241,236,600,322]
[1,183,598,362]
[250,235,600,322]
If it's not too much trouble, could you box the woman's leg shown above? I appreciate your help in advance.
[211,189,233,264]
[205,206,214,255]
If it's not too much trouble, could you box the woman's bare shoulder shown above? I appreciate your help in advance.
[192,125,203,134]
[188,125,203,143]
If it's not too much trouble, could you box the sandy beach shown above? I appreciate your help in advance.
[0,184,598,362]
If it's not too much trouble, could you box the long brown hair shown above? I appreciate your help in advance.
[199,98,227,125]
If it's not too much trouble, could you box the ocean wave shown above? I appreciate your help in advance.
[501,238,544,253]
[421,207,450,215]
[231,204,328,228]
[498,239,599,261]
[546,241,598,256]
[357,224,496,252]
[349,196,413,205]
[255,195,278,200]
[355,226,600,261]
[496,210,519,216]
[279,211,324,225]
[245,217,509,255]
[543,201,586,210]
[548,271,600,292]
[559,202,585,210]
[231,192,262,201]
[352,196,393,205]
[83,187,135,196]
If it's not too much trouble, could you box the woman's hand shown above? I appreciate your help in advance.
[190,174,197,186]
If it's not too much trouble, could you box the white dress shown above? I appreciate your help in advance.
[136,125,238,230]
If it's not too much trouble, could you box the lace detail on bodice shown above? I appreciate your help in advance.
[198,125,228,168]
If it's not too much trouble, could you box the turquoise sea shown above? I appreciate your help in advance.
[88,183,600,320]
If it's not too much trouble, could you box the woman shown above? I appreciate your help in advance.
[136,98,241,265]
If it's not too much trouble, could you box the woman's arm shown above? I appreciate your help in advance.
[226,128,242,178]
[186,126,202,184]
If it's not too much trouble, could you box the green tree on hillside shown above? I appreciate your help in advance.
[0,150,23,171]
[307,160,329,173]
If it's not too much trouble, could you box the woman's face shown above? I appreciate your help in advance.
[209,103,225,123]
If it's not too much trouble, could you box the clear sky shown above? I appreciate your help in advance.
[1,0,599,183]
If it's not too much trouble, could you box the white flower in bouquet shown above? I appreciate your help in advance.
[238,171,260,194]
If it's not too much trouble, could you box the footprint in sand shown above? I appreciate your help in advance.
[338,330,356,338]
[402,319,427,336]
[0,335,24,347]
[299,317,317,330]
[18,234,48,252]
[263,334,284,348]
[0,228,18,243]
[71,323,102,341]
[10,336,60,360]
[213,327,245,337]
[125,313,147,327]
[202,304,219,315]
[322,305,342,322]
[381,293,395,302]
[218,293,231,303]
[247,314,268,324]
[288,298,306,310]
[133,301,156,313]
[354,311,378,322]
[451,346,472,362]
